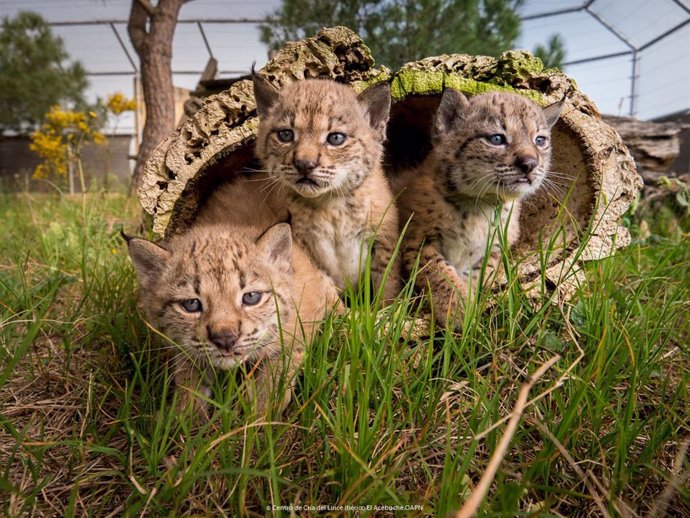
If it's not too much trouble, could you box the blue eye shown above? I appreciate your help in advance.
[487,134,506,145]
[326,132,346,146]
[180,298,202,313]
[242,291,262,306]
[277,129,294,143]
[535,136,547,147]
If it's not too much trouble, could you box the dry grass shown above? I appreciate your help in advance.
[1,192,688,516]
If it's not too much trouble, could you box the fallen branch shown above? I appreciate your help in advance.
[472,333,583,443]
[454,354,561,518]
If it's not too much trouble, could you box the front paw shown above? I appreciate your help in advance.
[255,386,292,416]
[175,384,212,421]
[433,292,466,332]
[245,372,293,417]
[380,276,402,304]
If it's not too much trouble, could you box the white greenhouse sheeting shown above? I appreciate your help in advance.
[0,0,688,135]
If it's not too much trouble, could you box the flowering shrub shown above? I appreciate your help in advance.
[29,93,136,187]
[106,92,137,116]
[29,106,104,180]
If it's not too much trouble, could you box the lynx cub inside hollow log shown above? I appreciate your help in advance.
[252,76,401,302]
[397,89,563,329]
[126,217,340,418]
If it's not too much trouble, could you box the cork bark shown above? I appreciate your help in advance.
[138,26,641,300]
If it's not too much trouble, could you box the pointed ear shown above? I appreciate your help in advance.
[357,82,391,139]
[127,238,170,287]
[252,70,279,119]
[256,223,292,270]
[434,88,469,139]
[543,100,564,128]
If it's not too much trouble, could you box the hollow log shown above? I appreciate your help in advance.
[138,26,641,300]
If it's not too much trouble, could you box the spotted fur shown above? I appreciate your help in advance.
[397,89,563,329]
[127,221,339,417]
[253,77,401,301]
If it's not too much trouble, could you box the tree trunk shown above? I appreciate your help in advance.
[127,0,186,196]
[137,26,642,302]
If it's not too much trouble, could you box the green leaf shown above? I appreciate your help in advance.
[0,11,88,133]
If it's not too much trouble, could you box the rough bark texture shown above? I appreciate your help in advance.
[603,115,687,185]
[128,0,186,194]
[138,26,642,301]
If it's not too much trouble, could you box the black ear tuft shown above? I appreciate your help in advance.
[120,226,134,244]
[251,67,279,119]
[434,87,470,139]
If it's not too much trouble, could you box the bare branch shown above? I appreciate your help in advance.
[135,0,156,17]
[454,355,561,518]
[128,0,150,55]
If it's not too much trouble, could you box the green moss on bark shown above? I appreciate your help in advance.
[391,69,545,103]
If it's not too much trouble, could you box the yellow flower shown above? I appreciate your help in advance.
[30,105,106,180]
[107,92,137,115]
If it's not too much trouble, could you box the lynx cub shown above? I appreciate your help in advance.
[252,77,401,301]
[398,89,563,329]
[127,220,339,417]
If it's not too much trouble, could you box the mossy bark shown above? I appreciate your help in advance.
[138,26,641,300]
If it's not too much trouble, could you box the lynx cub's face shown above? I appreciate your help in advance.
[253,78,390,199]
[127,224,295,371]
[433,90,562,201]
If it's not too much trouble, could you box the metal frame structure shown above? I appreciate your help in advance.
[49,18,263,77]
[48,1,690,118]
[523,0,690,117]
[49,18,264,142]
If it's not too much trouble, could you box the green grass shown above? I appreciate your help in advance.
[0,192,688,516]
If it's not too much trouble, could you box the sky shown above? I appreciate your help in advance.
[1,0,688,135]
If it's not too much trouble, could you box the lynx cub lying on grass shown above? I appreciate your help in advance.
[126,217,339,418]
[398,89,563,329]
[252,76,401,301]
